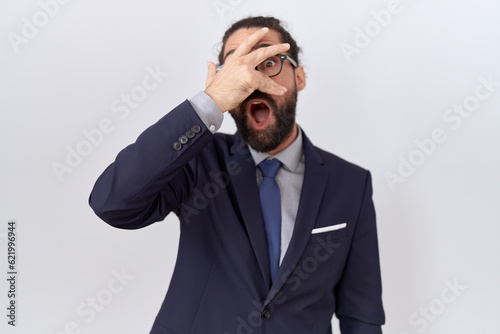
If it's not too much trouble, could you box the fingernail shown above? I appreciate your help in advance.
[207,61,210,68]
[282,87,287,94]
[261,27,269,31]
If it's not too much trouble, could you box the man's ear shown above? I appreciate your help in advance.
[295,66,306,92]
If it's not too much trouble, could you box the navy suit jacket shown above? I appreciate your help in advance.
[89,100,385,334]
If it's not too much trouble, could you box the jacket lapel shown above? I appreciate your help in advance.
[265,132,329,305]
[225,136,272,288]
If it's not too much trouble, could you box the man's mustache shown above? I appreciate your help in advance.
[242,90,277,110]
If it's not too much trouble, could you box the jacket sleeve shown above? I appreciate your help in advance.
[88,100,215,229]
[336,172,385,333]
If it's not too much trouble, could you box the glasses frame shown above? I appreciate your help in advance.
[216,54,298,78]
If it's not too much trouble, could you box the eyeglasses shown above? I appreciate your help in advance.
[216,54,298,78]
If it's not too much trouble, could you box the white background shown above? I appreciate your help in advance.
[1,0,499,333]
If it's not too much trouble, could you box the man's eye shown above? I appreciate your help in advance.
[263,59,276,68]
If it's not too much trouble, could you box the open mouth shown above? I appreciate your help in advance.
[248,100,271,129]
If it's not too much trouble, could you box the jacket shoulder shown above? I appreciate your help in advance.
[318,147,367,174]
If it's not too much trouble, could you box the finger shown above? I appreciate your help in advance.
[231,27,270,58]
[205,61,217,88]
[246,42,291,67]
[255,72,288,96]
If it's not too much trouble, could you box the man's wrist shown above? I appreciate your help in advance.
[189,91,224,133]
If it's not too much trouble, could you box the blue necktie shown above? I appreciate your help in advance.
[258,159,282,283]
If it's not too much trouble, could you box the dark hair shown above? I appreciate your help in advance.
[218,16,301,66]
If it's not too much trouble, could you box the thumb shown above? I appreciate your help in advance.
[205,61,218,88]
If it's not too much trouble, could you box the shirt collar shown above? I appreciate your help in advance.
[248,126,304,173]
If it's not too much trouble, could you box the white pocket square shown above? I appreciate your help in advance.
[311,223,347,234]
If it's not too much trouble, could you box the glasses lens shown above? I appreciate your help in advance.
[256,56,282,77]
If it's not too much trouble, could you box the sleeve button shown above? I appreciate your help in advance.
[173,142,182,151]
[179,135,188,144]
[186,130,195,138]
[191,125,201,133]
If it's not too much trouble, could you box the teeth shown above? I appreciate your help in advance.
[252,102,261,104]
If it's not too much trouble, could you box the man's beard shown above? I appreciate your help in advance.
[229,89,297,153]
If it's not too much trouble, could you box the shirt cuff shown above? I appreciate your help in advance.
[189,91,224,133]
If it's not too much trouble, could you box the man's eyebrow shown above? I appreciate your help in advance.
[224,49,236,61]
[223,43,273,62]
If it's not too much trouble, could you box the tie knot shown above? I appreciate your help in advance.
[258,159,282,178]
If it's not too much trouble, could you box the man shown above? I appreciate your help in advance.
[89,16,385,334]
